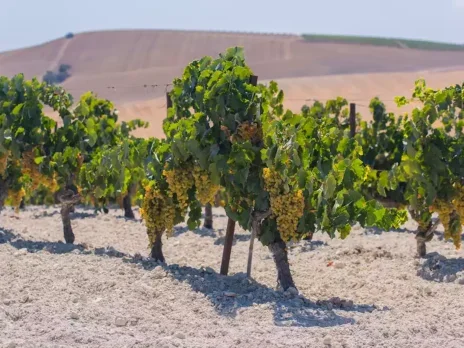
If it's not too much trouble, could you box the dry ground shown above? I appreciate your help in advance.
[1,206,463,348]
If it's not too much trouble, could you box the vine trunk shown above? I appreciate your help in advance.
[150,230,165,262]
[123,194,134,219]
[204,204,213,229]
[61,203,75,244]
[268,236,296,290]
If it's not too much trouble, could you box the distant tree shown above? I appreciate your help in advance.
[65,32,74,39]
[58,64,71,74]
[42,64,71,85]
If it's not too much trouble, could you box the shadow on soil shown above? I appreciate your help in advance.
[1,227,370,328]
[0,228,125,257]
[126,262,375,328]
[416,252,464,283]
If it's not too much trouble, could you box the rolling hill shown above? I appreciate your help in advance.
[1,29,464,137]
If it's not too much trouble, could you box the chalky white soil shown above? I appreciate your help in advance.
[1,206,463,348]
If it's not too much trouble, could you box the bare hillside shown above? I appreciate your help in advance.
[2,30,464,137]
[2,30,464,102]
[114,68,464,139]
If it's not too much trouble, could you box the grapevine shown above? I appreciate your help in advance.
[164,47,407,289]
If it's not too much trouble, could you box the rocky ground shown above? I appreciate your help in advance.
[0,205,463,348]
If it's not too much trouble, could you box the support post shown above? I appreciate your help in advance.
[166,91,172,113]
[220,218,236,275]
[219,75,258,276]
[349,103,356,138]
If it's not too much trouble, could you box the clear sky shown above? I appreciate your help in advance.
[2,0,464,52]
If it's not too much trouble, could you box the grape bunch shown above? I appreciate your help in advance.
[193,166,220,205]
[21,150,58,193]
[7,188,26,213]
[230,122,263,144]
[140,183,176,247]
[163,166,193,214]
[0,151,9,177]
[432,199,461,249]
[263,168,305,241]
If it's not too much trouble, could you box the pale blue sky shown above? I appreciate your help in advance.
[2,0,464,52]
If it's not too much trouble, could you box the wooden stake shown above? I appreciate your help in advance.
[244,74,260,278]
[349,103,356,138]
[220,218,236,275]
[219,74,258,276]
[247,227,256,277]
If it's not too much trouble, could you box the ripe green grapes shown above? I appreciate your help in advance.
[140,182,177,247]
[193,166,220,205]
[263,168,305,241]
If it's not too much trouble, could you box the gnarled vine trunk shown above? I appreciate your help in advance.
[203,204,213,229]
[57,189,80,244]
[123,194,135,219]
[410,209,440,258]
[123,185,135,219]
[250,210,296,290]
[61,203,75,244]
[149,231,165,262]
[268,237,296,290]
[0,178,8,213]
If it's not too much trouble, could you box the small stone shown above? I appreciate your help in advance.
[14,249,28,257]
[424,287,433,296]
[433,254,446,261]
[3,299,12,306]
[44,245,54,253]
[130,319,138,326]
[115,317,127,327]
[334,262,346,269]
[19,295,29,304]
[205,267,215,274]
[6,342,17,348]
[70,312,79,320]
[323,336,332,346]
[342,300,354,309]
[444,274,457,283]
[224,291,236,297]
[457,277,464,285]
[287,287,299,296]
[175,333,186,339]
[152,267,167,280]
